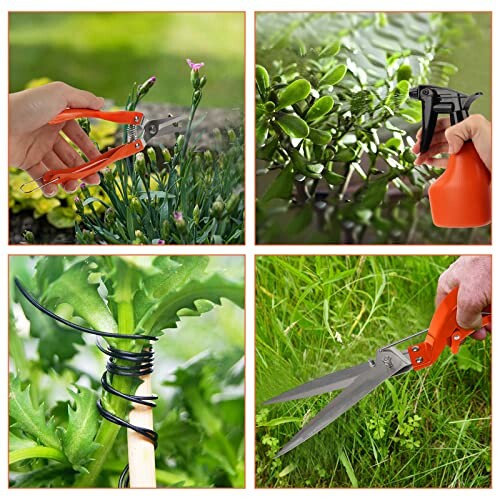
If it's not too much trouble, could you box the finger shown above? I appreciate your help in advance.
[471,328,487,341]
[82,173,101,185]
[63,120,101,160]
[456,286,483,330]
[24,162,57,197]
[63,180,79,193]
[416,157,449,169]
[61,83,105,110]
[412,130,447,154]
[42,150,68,171]
[414,140,449,163]
[53,135,85,167]
[435,272,457,308]
[39,162,59,197]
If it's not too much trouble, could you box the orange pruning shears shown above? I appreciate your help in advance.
[264,287,491,457]
[21,108,187,193]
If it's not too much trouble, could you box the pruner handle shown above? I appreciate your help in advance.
[49,108,144,125]
[42,140,145,186]
[408,287,491,371]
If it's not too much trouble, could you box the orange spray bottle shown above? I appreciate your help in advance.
[409,85,491,228]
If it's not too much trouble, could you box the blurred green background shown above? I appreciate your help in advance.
[9,12,244,108]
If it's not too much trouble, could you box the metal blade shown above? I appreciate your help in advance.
[275,347,412,457]
[142,115,188,142]
[264,360,373,404]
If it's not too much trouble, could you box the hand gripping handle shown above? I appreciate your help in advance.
[49,108,144,125]
[42,140,145,186]
[408,287,491,371]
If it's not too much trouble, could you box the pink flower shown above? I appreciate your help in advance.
[74,196,80,203]
[157,239,165,245]
[174,211,184,222]
[187,59,205,72]
[80,182,86,189]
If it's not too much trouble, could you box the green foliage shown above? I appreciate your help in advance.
[255,256,491,487]
[256,13,490,244]
[75,72,244,245]
[9,256,244,487]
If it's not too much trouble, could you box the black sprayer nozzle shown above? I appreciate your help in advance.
[409,85,483,153]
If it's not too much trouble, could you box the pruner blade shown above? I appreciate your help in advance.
[267,347,413,458]
[142,114,188,142]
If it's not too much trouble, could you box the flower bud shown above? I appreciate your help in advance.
[74,196,84,216]
[226,192,240,214]
[227,128,237,143]
[103,167,115,184]
[204,150,213,165]
[104,207,116,225]
[176,135,185,152]
[130,196,142,214]
[135,152,146,176]
[193,89,202,107]
[22,230,35,244]
[199,76,207,89]
[137,76,156,99]
[173,211,186,232]
[190,69,201,89]
[193,204,200,225]
[162,148,171,163]
[82,229,96,244]
[210,196,225,219]
[147,147,156,165]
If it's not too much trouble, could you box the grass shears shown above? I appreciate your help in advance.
[21,108,187,193]
[264,287,491,457]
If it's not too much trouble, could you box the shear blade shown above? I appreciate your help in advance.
[264,360,373,404]
[275,363,391,457]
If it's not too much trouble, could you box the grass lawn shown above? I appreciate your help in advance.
[9,12,244,108]
[256,256,491,488]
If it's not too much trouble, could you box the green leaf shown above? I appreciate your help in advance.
[334,147,357,162]
[276,113,309,139]
[319,40,341,58]
[46,206,76,229]
[256,117,269,147]
[43,260,118,333]
[136,274,244,333]
[307,128,332,146]
[276,79,311,111]
[287,205,313,233]
[305,96,334,122]
[357,179,388,209]
[320,64,347,86]
[9,377,60,450]
[62,386,101,472]
[256,65,270,99]
[396,64,412,82]
[324,169,345,185]
[261,164,294,202]
[456,345,483,373]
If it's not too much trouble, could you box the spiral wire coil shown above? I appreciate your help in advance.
[14,278,158,488]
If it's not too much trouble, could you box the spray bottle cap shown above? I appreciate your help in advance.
[409,85,482,153]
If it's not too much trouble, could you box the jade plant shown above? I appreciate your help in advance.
[256,13,489,244]
[9,256,244,487]
[75,63,244,245]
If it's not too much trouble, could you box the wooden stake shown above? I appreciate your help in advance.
[127,374,156,487]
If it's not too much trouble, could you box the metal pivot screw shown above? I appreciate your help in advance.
[422,88,430,95]
[368,360,376,368]
[382,356,393,368]
[416,357,424,364]
[135,143,141,149]
[453,334,460,341]
[134,115,140,123]
[411,346,420,352]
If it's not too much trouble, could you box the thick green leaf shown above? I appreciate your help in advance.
[276,79,311,111]
[308,128,332,146]
[136,274,244,333]
[256,117,269,147]
[324,170,345,185]
[276,113,309,139]
[320,64,347,86]
[62,386,101,472]
[319,40,341,58]
[305,96,334,122]
[334,147,357,162]
[256,65,270,99]
[261,164,294,202]
[9,377,60,450]
[357,180,388,209]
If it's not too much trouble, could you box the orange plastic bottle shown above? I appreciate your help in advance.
[428,141,491,227]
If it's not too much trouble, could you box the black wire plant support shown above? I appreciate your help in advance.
[14,278,158,488]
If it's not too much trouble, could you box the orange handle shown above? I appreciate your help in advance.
[429,142,491,228]
[408,287,491,370]
[42,140,145,185]
[49,108,144,125]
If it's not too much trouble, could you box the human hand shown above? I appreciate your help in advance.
[436,256,491,340]
[412,114,492,171]
[9,82,105,197]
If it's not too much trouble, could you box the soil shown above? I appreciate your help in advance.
[10,102,242,245]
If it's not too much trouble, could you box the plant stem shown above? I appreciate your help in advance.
[9,446,67,465]
[74,273,135,487]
